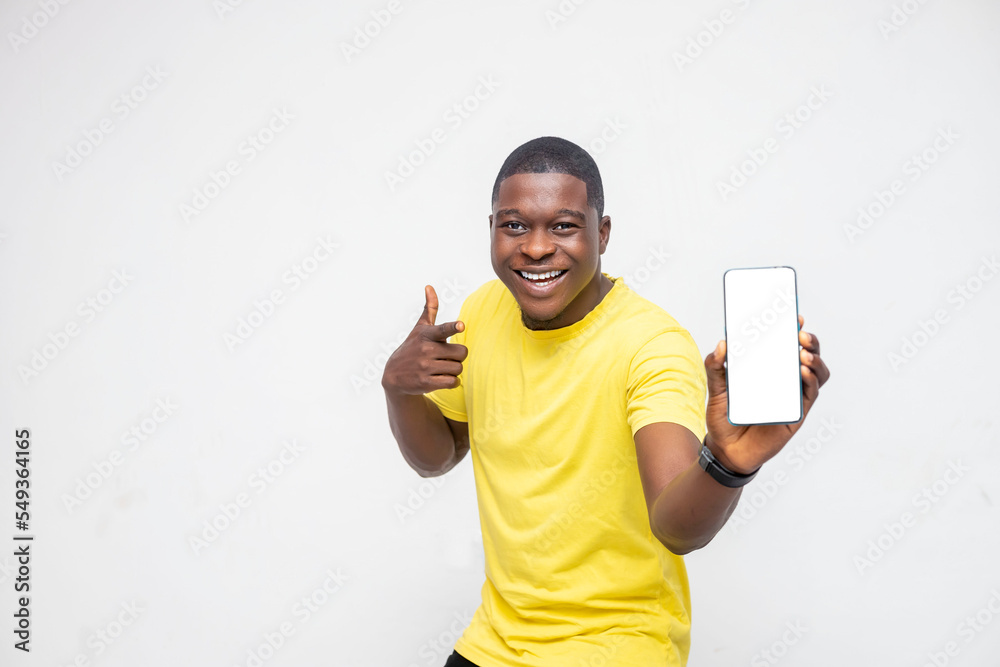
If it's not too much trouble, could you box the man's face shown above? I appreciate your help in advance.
[490,172,611,330]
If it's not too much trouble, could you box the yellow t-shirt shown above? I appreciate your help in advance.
[425,272,708,667]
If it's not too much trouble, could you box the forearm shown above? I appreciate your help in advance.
[649,436,744,555]
[382,386,458,477]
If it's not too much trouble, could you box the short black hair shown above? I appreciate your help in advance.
[491,136,605,219]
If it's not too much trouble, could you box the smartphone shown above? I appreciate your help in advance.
[723,266,803,426]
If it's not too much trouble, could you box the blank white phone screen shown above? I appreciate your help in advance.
[723,266,802,425]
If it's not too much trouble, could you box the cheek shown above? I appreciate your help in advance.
[562,239,593,260]
[493,241,520,263]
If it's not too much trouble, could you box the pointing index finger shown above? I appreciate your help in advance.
[425,320,464,342]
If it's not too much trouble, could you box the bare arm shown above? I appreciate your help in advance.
[381,284,471,477]
[635,423,741,555]
[636,315,831,555]
[383,389,470,477]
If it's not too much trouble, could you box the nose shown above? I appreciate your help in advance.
[522,228,556,260]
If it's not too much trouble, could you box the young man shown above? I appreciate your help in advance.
[381,137,830,667]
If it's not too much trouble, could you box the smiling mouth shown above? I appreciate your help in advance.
[514,268,568,290]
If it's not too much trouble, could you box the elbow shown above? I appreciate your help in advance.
[666,539,709,556]
[653,524,710,556]
[661,538,691,556]
[658,537,702,556]
[398,452,446,478]
[413,454,457,478]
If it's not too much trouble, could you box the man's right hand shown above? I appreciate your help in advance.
[381,285,468,395]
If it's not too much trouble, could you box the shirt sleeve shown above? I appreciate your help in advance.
[424,294,471,423]
[626,328,708,443]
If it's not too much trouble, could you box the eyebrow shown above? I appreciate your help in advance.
[495,208,587,222]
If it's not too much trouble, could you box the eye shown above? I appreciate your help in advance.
[500,221,575,231]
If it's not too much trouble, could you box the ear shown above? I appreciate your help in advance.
[598,215,611,254]
[488,213,494,230]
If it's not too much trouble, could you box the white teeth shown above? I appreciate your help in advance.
[519,270,565,281]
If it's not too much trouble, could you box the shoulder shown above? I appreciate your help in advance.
[606,281,705,384]
[613,279,697,351]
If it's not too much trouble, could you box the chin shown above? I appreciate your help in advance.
[520,302,565,325]
[500,270,576,325]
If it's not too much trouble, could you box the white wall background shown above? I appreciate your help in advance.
[1,0,999,665]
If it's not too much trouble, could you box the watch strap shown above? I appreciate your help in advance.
[698,440,761,488]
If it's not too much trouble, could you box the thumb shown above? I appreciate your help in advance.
[418,284,438,326]
[705,339,728,398]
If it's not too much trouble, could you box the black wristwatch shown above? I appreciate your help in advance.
[698,438,761,488]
